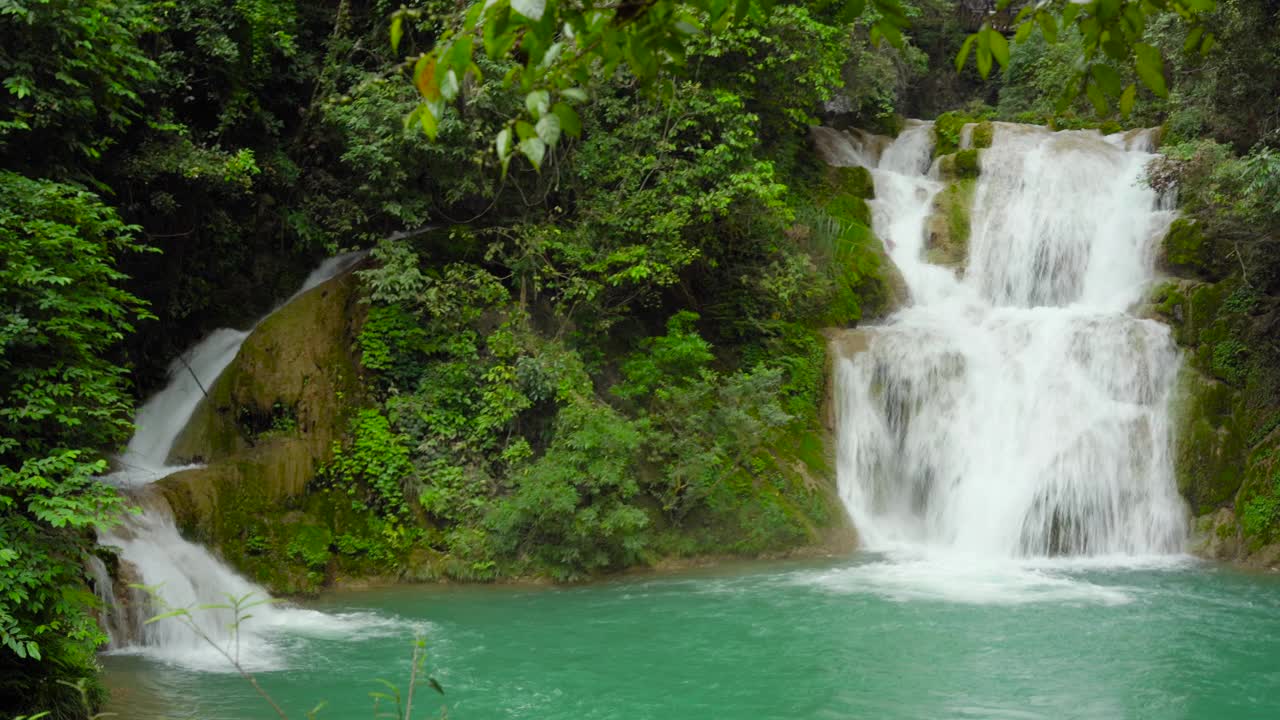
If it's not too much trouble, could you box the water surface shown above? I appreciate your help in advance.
[104,555,1280,719]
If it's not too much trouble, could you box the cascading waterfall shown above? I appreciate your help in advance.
[828,121,1186,563]
[96,252,387,669]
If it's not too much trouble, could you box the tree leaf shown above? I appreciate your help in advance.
[552,102,581,138]
[1090,63,1122,97]
[955,34,976,73]
[1037,13,1058,43]
[496,128,512,161]
[1134,43,1168,97]
[988,29,1009,69]
[520,137,546,170]
[1085,78,1109,114]
[390,15,403,53]
[1118,83,1137,117]
[838,0,866,23]
[525,90,550,119]
[419,103,439,141]
[535,113,561,146]
[1183,27,1204,54]
[976,34,993,79]
[511,0,546,22]
[414,55,439,101]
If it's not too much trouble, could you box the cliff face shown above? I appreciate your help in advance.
[1148,245,1280,567]
[155,268,375,593]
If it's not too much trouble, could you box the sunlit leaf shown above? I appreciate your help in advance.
[520,137,546,170]
[956,34,976,72]
[390,14,403,53]
[511,0,546,22]
[535,113,561,146]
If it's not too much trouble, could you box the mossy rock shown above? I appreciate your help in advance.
[1172,366,1248,516]
[170,269,367,464]
[924,178,976,268]
[825,193,872,227]
[1160,218,1218,279]
[970,122,994,150]
[825,165,875,199]
[937,150,980,181]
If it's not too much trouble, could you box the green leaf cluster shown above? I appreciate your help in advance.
[0,172,150,715]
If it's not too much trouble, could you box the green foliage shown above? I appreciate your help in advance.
[0,0,159,164]
[0,173,151,717]
[487,401,648,579]
[322,409,414,519]
[1211,339,1248,386]
[958,0,1218,117]
[933,107,996,156]
[1241,480,1280,541]
[398,0,912,172]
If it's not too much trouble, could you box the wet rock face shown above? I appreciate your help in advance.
[924,178,975,270]
[156,268,369,594]
[88,552,152,648]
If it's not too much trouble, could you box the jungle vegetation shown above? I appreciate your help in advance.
[1,0,1277,716]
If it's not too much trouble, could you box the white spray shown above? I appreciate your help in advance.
[826,122,1185,564]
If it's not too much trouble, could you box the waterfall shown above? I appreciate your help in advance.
[96,252,379,670]
[829,121,1186,562]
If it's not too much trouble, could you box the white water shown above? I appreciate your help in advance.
[828,122,1186,582]
[97,251,379,669]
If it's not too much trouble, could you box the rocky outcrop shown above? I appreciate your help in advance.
[155,267,372,593]
[1149,268,1280,567]
[925,178,975,270]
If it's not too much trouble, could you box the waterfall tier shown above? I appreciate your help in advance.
[828,122,1186,559]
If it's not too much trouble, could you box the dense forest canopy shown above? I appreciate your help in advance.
[1,0,1278,716]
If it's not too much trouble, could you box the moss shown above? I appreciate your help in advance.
[925,178,976,267]
[170,269,366,464]
[932,109,995,156]
[825,165,875,199]
[1172,366,1248,515]
[1235,443,1280,549]
[1212,339,1249,386]
[825,193,871,227]
[971,122,994,149]
[1161,218,1217,278]
[937,150,981,181]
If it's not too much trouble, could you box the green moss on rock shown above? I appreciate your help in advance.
[937,150,981,181]
[825,165,875,199]
[1161,218,1217,278]
[1172,366,1248,516]
[925,178,976,267]
[970,122,994,150]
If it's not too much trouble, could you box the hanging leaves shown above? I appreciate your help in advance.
[955,0,1215,115]
[400,0,910,173]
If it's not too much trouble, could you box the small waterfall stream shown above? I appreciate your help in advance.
[827,122,1186,564]
[96,252,383,670]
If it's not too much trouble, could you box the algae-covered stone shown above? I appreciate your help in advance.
[937,150,980,181]
[1172,366,1247,516]
[170,269,366,464]
[970,122,994,150]
[925,178,975,268]
[826,165,876,199]
[1159,218,1218,278]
